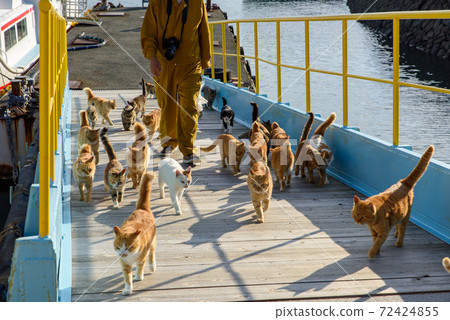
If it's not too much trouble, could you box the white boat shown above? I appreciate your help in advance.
[0,0,65,90]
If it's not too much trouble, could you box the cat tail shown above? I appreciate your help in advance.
[222,97,227,107]
[313,112,336,136]
[83,87,94,100]
[100,127,117,161]
[134,122,147,144]
[79,110,89,127]
[141,78,147,97]
[443,257,450,273]
[401,145,434,189]
[200,138,220,152]
[136,171,156,212]
[250,101,259,123]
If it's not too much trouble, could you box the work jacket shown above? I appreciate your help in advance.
[141,0,211,68]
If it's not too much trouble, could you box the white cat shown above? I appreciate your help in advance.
[158,158,192,215]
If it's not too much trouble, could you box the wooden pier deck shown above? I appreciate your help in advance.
[70,90,450,302]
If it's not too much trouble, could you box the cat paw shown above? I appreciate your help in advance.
[113,203,120,209]
[149,262,156,272]
[395,241,403,248]
[135,274,144,281]
[176,211,182,216]
[122,288,132,296]
[368,248,379,258]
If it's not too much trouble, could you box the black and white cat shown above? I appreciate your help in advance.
[220,97,235,134]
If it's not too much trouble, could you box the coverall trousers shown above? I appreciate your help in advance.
[154,61,202,156]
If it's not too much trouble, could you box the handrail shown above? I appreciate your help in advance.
[39,0,68,238]
[208,10,450,146]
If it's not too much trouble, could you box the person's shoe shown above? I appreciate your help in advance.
[160,146,174,157]
[182,153,200,165]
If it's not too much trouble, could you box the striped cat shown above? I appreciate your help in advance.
[100,127,127,209]
[73,144,96,202]
[121,104,136,131]
[86,105,98,128]
[247,161,273,223]
[296,112,336,187]
[77,110,100,165]
[126,122,150,189]
[352,146,434,258]
[114,172,157,295]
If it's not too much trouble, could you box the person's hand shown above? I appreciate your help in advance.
[150,57,161,77]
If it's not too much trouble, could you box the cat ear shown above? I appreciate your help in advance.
[185,166,192,174]
[353,195,360,204]
[113,226,121,235]
[132,230,141,238]
[176,170,181,177]
[86,155,95,164]
[249,168,255,175]
[368,202,376,213]
[121,168,127,175]
[95,128,100,133]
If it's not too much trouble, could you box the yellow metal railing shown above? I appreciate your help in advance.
[39,0,68,237]
[208,10,450,146]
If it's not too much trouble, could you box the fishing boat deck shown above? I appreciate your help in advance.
[70,90,450,302]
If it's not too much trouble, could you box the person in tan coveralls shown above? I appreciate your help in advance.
[141,0,211,164]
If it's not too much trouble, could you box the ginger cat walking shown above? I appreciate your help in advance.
[127,122,150,189]
[248,161,273,223]
[73,144,96,202]
[352,145,434,258]
[200,134,245,175]
[84,87,116,126]
[113,172,157,295]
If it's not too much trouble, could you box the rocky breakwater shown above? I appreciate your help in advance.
[347,0,450,59]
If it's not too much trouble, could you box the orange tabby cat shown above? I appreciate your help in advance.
[443,257,450,272]
[77,110,100,165]
[247,161,273,223]
[270,121,289,149]
[101,127,127,209]
[298,112,336,187]
[200,134,246,175]
[248,121,268,166]
[127,122,150,189]
[83,87,116,126]
[73,144,96,202]
[352,145,434,258]
[142,108,161,144]
[113,172,157,295]
[294,112,314,176]
[270,140,294,191]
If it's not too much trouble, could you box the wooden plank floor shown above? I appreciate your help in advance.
[70,90,450,302]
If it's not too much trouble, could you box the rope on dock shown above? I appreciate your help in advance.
[68,34,106,51]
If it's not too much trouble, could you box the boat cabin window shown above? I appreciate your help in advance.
[4,25,17,51]
[17,18,27,41]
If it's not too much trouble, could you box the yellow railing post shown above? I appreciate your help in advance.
[342,19,348,127]
[39,0,51,238]
[393,18,400,146]
[38,0,68,238]
[236,22,241,88]
[276,21,281,102]
[305,20,311,112]
[221,23,227,83]
[210,24,215,79]
[254,21,259,94]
